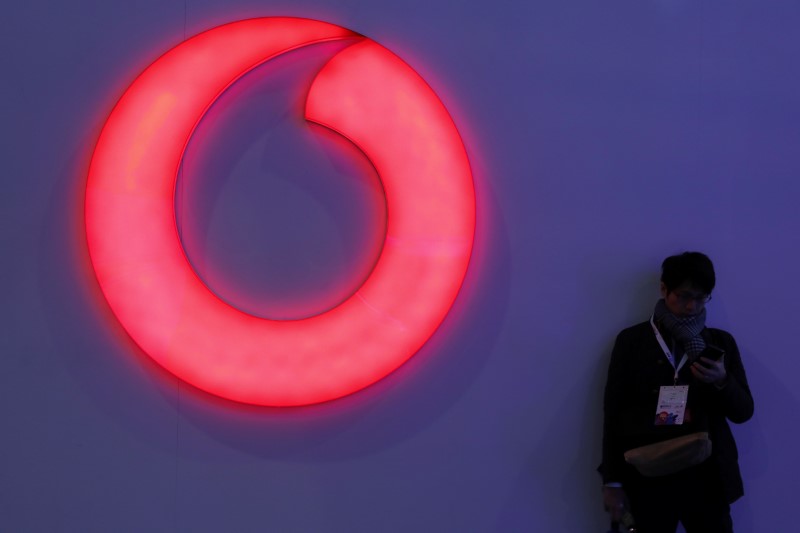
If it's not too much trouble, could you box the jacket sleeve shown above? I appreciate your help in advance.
[712,330,754,424]
[600,330,632,484]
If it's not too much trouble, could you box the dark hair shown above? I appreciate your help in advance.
[660,252,715,294]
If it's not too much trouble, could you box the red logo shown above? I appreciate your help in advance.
[85,18,475,406]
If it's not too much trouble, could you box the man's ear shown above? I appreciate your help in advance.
[660,282,667,298]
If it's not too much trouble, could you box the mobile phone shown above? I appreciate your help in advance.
[700,345,725,361]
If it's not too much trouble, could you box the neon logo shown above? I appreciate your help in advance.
[85,17,475,406]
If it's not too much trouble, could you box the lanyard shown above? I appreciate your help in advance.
[650,315,687,384]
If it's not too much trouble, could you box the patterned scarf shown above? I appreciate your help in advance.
[653,299,706,362]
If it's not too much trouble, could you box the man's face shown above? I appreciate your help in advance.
[661,281,709,317]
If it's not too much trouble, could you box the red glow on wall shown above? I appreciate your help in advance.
[85,17,475,406]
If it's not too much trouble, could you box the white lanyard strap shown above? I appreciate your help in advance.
[650,315,687,382]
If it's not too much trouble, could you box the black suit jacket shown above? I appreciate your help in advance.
[599,320,754,503]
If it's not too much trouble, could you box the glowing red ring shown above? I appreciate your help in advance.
[85,17,475,406]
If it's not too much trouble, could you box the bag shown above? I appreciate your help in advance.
[623,432,711,477]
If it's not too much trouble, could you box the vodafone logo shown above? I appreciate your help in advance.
[85,17,475,406]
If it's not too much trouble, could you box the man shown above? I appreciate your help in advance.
[599,252,754,532]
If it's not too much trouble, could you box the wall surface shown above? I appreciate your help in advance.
[2,1,798,531]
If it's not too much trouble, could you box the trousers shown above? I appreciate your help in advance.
[625,460,734,533]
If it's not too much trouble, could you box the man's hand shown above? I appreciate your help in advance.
[691,355,727,387]
[602,486,627,522]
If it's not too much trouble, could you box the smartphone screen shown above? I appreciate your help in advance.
[701,345,725,361]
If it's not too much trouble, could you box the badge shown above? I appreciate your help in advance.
[654,385,689,425]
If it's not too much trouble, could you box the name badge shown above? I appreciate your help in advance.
[654,385,689,425]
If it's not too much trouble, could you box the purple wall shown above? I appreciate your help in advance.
[2,0,797,531]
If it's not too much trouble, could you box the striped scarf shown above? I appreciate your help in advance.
[654,299,706,362]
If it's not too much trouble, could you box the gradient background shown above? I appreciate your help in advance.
[2,1,798,531]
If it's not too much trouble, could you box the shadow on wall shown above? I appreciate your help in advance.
[38,58,510,463]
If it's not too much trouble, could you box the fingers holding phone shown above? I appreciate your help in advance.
[691,345,727,386]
